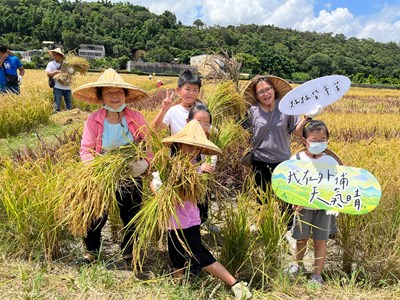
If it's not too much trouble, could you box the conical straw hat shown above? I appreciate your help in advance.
[162,120,222,155]
[48,48,65,57]
[243,74,292,106]
[72,68,148,104]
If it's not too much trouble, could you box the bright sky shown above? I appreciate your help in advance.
[127,0,400,43]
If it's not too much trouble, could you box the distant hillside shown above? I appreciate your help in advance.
[1,0,399,84]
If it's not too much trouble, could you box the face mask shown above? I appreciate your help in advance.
[308,141,328,155]
[103,103,126,113]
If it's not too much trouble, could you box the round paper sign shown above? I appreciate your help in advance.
[279,75,351,115]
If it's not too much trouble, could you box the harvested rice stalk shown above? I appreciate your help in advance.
[58,142,146,237]
[206,80,247,124]
[209,118,249,150]
[53,72,72,86]
[63,54,90,75]
[54,54,90,86]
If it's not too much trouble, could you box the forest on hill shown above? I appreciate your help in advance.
[1,0,399,84]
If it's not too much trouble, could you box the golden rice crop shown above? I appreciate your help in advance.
[58,143,145,237]
[209,118,249,150]
[0,85,52,137]
[0,156,70,260]
[320,113,400,141]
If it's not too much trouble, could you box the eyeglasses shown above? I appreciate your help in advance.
[197,120,210,128]
[256,86,274,96]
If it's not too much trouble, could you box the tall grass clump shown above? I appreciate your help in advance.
[0,156,70,260]
[0,86,52,137]
[220,178,255,276]
[256,187,290,278]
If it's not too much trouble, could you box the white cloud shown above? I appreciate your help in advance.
[358,4,400,42]
[294,8,361,37]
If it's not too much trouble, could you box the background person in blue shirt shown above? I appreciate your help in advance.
[0,44,25,94]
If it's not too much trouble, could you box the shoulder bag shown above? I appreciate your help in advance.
[48,63,62,88]
[241,108,275,167]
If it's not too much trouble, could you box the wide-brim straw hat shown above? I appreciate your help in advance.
[72,68,148,104]
[162,120,222,155]
[243,75,292,106]
[48,48,65,57]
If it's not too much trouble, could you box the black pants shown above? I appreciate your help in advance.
[168,226,216,275]
[252,160,293,229]
[84,180,142,255]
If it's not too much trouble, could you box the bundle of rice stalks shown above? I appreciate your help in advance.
[209,118,249,150]
[129,147,209,270]
[63,54,90,75]
[58,142,146,237]
[53,72,72,86]
[54,54,90,86]
[205,80,247,124]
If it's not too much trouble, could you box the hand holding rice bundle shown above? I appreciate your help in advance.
[53,53,90,86]
[59,142,147,237]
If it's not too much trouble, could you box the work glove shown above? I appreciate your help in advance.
[129,159,149,177]
[210,155,218,167]
[18,75,22,85]
[306,105,324,118]
[326,210,339,217]
[152,171,163,191]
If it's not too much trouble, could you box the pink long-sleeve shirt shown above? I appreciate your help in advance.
[80,107,153,163]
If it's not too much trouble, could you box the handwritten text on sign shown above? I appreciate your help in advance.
[289,79,345,110]
[287,168,362,211]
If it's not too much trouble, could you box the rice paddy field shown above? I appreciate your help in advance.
[0,69,399,299]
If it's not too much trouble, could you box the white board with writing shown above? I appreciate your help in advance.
[279,75,351,115]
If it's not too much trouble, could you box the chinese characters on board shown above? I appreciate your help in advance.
[289,80,343,110]
[287,168,362,211]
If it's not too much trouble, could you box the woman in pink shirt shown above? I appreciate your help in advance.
[73,68,152,265]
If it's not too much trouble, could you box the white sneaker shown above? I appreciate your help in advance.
[283,264,307,276]
[308,273,324,286]
[231,281,252,300]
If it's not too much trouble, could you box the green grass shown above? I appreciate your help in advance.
[0,122,76,157]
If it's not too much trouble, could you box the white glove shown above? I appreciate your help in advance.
[130,159,149,177]
[67,67,74,74]
[326,210,339,217]
[306,105,324,118]
[152,171,163,191]
[210,155,218,167]
[18,75,22,85]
